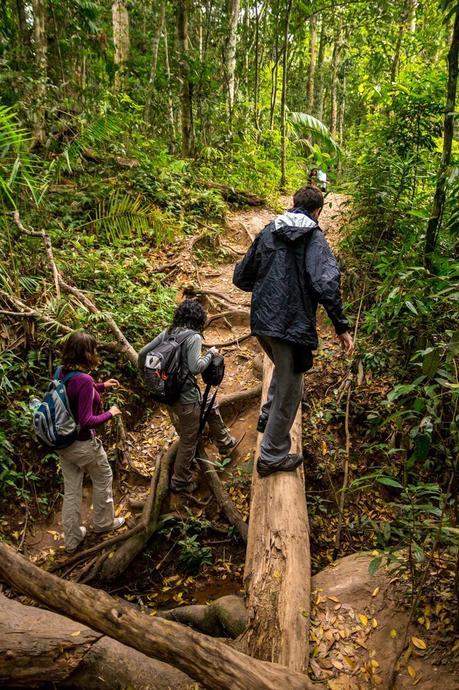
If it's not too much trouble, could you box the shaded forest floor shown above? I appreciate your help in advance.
[14,194,458,689]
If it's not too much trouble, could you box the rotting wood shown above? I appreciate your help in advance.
[0,543,317,690]
[240,356,311,673]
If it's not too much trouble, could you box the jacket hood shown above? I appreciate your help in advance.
[272,210,318,243]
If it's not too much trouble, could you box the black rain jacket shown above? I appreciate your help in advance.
[233,208,349,350]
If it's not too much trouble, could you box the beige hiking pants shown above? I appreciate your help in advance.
[58,437,114,551]
[169,401,233,488]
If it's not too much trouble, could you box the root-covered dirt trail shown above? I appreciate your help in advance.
[22,194,457,690]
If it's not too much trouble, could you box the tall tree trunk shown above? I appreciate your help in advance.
[0,544,315,690]
[15,0,30,59]
[163,25,176,153]
[112,0,130,92]
[424,5,459,266]
[253,0,260,128]
[407,0,418,33]
[176,0,195,157]
[315,15,326,120]
[338,73,346,145]
[243,0,250,92]
[280,0,293,192]
[31,0,47,145]
[270,12,280,129]
[306,15,317,112]
[391,21,404,81]
[226,0,240,118]
[240,356,311,671]
[330,30,341,138]
[144,0,166,124]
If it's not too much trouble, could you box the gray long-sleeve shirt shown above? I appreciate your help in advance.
[138,328,212,404]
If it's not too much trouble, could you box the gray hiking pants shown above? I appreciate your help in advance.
[169,401,233,487]
[58,437,114,550]
[258,336,304,464]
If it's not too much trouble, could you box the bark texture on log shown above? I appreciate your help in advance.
[0,594,193,689]
[240,356,311,672]
[0,544,315,690]
[0,594,100,686]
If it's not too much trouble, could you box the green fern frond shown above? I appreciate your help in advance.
[0,106,36,206]
[48,113,124,179]
[76,191,168,244]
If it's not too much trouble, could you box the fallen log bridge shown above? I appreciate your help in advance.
[240,355,312,672]
[0,543,317,690]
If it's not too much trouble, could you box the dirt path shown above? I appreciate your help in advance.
[20,193,457,689]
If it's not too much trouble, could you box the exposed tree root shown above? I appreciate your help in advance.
[97,441,178,582]
[204,331,252,348]
[197,444,248,542]
[205,309,249,327]
[158,594,248,638]
[218,384,262,409]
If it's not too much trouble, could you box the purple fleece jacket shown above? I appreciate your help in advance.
[59,370,112,441]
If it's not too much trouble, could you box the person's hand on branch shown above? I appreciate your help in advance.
[338,331,354,354]
[104,378,120,389]
[208,346,219,355]
[109,405,122,416]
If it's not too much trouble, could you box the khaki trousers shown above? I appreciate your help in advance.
[58,437,114,550]
[169,401,233,487]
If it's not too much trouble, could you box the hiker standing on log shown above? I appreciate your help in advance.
[138,300,238,494]
[233,186,354,477]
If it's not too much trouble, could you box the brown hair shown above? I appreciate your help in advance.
[62,331,99,371]
[293,185,324,212]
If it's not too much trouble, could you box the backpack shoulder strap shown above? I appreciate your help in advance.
[60,370,84,385]
[169,328,199,346]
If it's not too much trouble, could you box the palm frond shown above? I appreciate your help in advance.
[288,111,341,154]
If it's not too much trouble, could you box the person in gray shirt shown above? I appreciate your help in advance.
[138,300,236,493]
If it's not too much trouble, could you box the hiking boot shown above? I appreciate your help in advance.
[256,454,304,478]
[219,433,245,457]
[257,415,268,433]
[94,517,125,534]
[65,526,87,553]
[170,480,199,494]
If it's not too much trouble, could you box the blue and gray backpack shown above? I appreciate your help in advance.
[32,368,81,449]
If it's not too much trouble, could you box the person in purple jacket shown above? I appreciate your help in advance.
[57,331,125,552]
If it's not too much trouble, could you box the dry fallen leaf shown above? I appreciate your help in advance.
[390,629,398,639]
[372,586,380,597]
[70,630,81,637]
[411,637,427,650]
[358,613,368,626]
[407,665,417,679]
